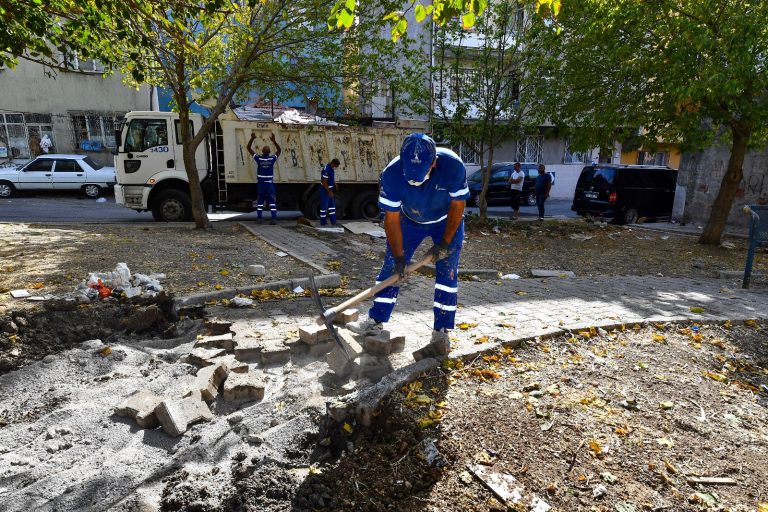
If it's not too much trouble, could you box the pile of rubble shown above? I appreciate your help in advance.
[115,319,265,437]
[74,263,165,303]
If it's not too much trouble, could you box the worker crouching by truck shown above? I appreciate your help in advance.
[348,133,469,359]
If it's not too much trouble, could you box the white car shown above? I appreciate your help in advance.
[0,154,116,198]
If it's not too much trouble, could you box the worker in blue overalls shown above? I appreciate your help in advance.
[348,133,468,360]
[247,132,282,225]
[320,158,340,226]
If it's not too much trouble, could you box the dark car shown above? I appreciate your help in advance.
[467,162,555,208]
[571,164,678,224]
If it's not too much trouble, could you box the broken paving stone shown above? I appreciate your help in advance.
[194,332,234,351]
[260,343,291,365]
[189,362,230,401]
[298,324,333,345]
[333,309,359,325]
[223,372,265,401]
[115,389,163,429]
[530,497,551,512]
[154,390,213,437]
[80,339,104,351]
[204,319,233,336]
[233,339,262,361]
[468,464,524,505]
[184,347,228,367]
[209,354,248,373]
[364,333,394,355]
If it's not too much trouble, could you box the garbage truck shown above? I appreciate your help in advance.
[113,109,416,221]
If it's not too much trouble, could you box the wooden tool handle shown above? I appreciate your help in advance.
[318,254,434,324]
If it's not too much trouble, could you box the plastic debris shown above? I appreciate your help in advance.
[10,289,31,299]
[501,274,521,280]
[96,197,107,203]
[292,286,304,293]
[232,297,254,307]
[275,251,288,257]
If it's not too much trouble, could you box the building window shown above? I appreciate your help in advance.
[563,139,594,164]
[516,135,542,163]
[637,150,668,166]
[452,140,479,165]
[0,112,54,160]
[447,68,482,102]
[69,112,125,150]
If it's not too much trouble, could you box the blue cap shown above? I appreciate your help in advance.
[400,133,436,183]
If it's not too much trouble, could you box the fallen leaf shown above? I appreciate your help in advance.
[656,437,674,448]
[214,284,223,290]
[722,320,732,329]
[689,306,705,314]
[31,282,44,289]
[342,422,353,434]
[663,458,678,474]
[704,371,728,383]
[758,502,768,512]
[744,319,758,328]
[458,470,473,484]
[615,424,631,436]
[515,290,528,296]
[475,335,490,344]
[652,334,667,343]
[588,439,603,457]
[99,346,113,357]
[218,269,230,276]
[659,401,674,410]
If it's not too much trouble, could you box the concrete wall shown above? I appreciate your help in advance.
[0,60,151,165]
[678,145,768,230]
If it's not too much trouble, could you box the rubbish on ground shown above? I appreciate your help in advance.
[601,472,618,484]
[721,241,736,249]
[73,263,165,302]
[501,274,521,280]
[615,503,639,512]
[293,286,304,293]
[686,476,737,486]
[96,197,107,203]
[569,233,593,241]
[419,438,445,467]
[492,226,500,234]
[593,484,607,499]
[530,497,551,512]
[468,464,524,505]
[232,297,254,307]
[10,289,31,299]
[316,227,345,233]
[342,221,386,238]
[276,251,288,257]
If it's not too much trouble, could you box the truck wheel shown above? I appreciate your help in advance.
[302,195,320,220]
[152,189,192,222]
[0,181,15,198]
[352,191,380,221]
[622,207,639,225]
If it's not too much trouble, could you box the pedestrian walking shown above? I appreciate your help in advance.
[320,158,340,226]
[508,162,525,219]
[348,133,469,359]
[247,132,282,224]
[534,163,552,220]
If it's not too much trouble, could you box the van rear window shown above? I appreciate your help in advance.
[578,167,616,187]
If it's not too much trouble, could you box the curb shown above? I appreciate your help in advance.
[328,315,766,427]
[240,222,331,276]
[172,273,341,311]
[416,265,501,279]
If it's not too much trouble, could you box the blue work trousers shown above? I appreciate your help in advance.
[257,181,277,220]
[319,188,336,225]
[369,216,464,331]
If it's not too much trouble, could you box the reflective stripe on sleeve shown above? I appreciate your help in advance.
[449,187,470,197]
[379,196,401,208]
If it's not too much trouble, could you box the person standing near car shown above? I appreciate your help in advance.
[507,162,525,220]
[535,163,552,220]
[320,158,340,226]
[247,132,282,225]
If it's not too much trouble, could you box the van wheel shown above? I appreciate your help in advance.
[0,181,15,198]
[622,207,639,225]
[526,191,537,206]
[152,189,192,222]
[469,192,482,207]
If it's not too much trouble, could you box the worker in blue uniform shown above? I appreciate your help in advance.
[320,158,340,226]
[348,133,469,360]
[247,132,282,225]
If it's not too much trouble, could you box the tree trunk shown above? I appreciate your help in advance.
[479,143,494,223]
[177,109,212,229]
[698,125,749,245]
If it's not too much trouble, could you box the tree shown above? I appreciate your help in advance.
[538,0,768,245]
[429,1,546,222]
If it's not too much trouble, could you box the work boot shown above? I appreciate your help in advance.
[347,317,384,336]
[412,329,451,361]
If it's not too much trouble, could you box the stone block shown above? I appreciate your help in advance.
[184,347,227,367]
[390,335,406,353]
[326,347,359,378]
[261,343,291,365]
[115,389,163,429]
[298,324,333,345]
[190,362,230,401]
[194,332,234,351]
[308,341,335,358]
[283,338,309,356]
[246,264,266,276]
[365,334,393,355]
[154,390,213,437]
[223,372,265,401]
[233,339,262,361]
[209,354,248,373]
[333,309,359,325]
[204,319,233,336]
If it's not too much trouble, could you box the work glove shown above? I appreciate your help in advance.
[427,242,449,262]
[393,256,407,280]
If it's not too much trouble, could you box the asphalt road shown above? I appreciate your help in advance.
[0,191,577,224]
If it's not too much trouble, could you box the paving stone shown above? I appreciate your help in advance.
[115,389,163,429]
[260,342,291,365]
[194,332,234,350]
[283,338,309,356]
[390,335,406,353]
[246,264,266,276]
[154,390,213,437]
[223,372,266,401]
[184,347,228,367]
[209,354,248,373]
[298,324,333,345]
[204,319,233,335]
[364,334,393,355]
[326,328,365,377]
[233,339,262,361]
[333,308,360,325]
[190,362,230,401]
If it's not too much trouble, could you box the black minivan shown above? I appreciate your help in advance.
[571,164,678,224]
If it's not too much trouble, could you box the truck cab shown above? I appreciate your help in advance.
[114,112,208,221]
